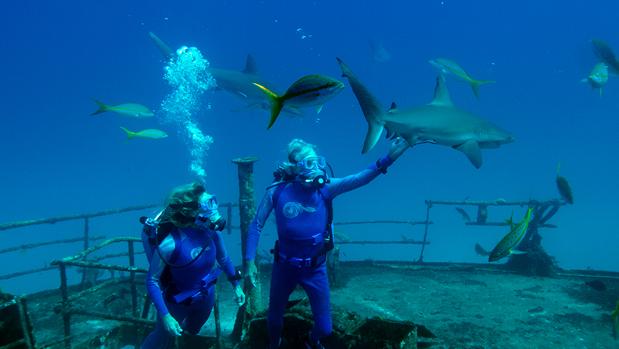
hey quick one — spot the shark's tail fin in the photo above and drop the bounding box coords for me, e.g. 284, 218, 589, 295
148, 32, 174, 60
253, 83, 284, 129
91, 100, 109, 115
336, 57, 384, 153
120, 127, 136, 139
470, 79, 495, 99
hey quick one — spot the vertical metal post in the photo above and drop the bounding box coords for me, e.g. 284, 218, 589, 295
83, 217, 90, 250
128, 241, 138, 317
80, 217, 90, 285
416, 201, 432, 263
213, 284, 222, 349
226, 203, 233, 235
16, 297, 35, 349
58, 262, 71, 349
231, 156, 260, 339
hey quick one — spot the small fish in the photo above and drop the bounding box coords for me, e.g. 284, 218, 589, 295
584, 280, 606, 292
581, 63, 608, 96
474, 243, 490, 257
429, 58, 495, 98
120, 127, 168, 140
592, 39, 619, 75
91, 100, 154, 118
612, 301, 619, 339
488, 208, 533, 262
556, 163, 574, 204
455, 207, 471, 222
253, 74, 345, 129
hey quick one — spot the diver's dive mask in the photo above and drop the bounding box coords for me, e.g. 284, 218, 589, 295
196, 193, 226, 231
297, 156, 330, 188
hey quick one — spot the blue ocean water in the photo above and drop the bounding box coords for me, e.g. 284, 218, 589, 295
0, 0, 618, 295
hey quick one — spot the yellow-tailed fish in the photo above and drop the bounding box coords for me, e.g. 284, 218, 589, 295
92, 100, 154, 118
253, 74, 344, 129
581, 62, 608, 96
488, 208, 533, 262
429, 58, 495, 99
120, 127, 168, 140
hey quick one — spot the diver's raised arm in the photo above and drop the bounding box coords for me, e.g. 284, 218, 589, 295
325, 138, 408, 198
245, 187, 275, 261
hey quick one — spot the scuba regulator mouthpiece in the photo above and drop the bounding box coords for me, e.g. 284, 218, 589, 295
303, 173, 329, 188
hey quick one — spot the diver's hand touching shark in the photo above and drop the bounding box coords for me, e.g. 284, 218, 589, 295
388, 137, 409, 161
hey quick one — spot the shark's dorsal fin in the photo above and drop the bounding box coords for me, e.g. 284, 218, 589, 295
243, 54, 258, 74
388, 102, 398, 112
429, 74, 453, 107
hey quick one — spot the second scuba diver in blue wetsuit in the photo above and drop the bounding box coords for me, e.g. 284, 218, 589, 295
140, 182, 246, 349
244, 138, 409, 349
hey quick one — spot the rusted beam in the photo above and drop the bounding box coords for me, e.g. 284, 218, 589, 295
335, 220, 430, 226
54, 260, 147, 274
0, 204, 159, 231
0, 236, 105, 255
0, 266, 57, 280
426, 199, 564, 207
70, 307, 155, 326
338, 240, 429, 245
58, 237, 141, 262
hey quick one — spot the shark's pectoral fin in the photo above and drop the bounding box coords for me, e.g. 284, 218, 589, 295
454, 140, 483, 168
363, 122, 384, 153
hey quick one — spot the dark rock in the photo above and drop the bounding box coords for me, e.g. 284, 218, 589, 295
584, 280, 607, 292
244, 298, 437, 349
527, 306, 545, 314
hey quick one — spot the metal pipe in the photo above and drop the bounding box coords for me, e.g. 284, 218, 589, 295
55, 260, 147, 274
70, 307, 155, 326
59, 236, 142, 263
226, 203, 233, 235
16, 297, 35, 349
128, 240, 138, 317
0, 236, 105, 255
0, 266, 57, 281
231, 156, 261, 339
334, 220, 429, 226
416, 202, 432, 263
338, 240, 429, 245
425, 199, 563, 207
0, 204, 158, 231
58, 262, 71, 349
213, 285, 222, 349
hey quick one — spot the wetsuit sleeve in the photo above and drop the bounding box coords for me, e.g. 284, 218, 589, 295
145, 247, 171, 317
245, 188, 275, 261
325, 155, 394, 199
212, 232, 239, 287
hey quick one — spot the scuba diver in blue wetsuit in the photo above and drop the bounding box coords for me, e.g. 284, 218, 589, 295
244, 138, 409, 349
140, 182, 245, 348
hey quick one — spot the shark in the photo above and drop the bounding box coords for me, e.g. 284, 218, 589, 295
336, 57, 514, 168
148, 32, 301, 115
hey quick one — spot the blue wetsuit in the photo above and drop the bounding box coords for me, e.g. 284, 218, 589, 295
245, 155, 394, 348
141, 224, 238, 349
